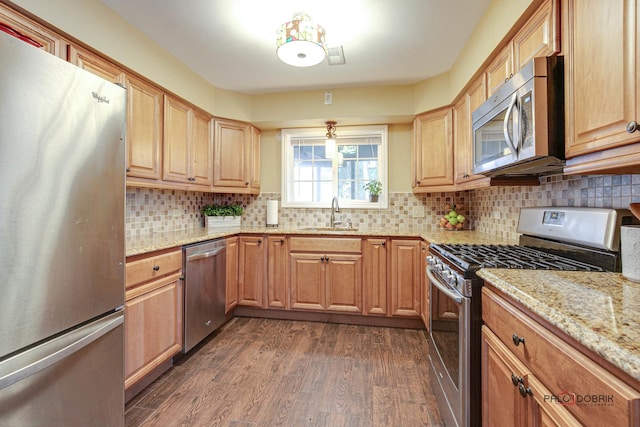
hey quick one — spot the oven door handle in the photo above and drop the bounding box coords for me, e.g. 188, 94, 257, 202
427, 267, 463, 304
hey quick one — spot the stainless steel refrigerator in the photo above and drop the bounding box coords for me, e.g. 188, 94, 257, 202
0, 32, 126, 426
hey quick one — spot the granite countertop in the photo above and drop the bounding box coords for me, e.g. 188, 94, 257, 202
478, 268, 640, 383
125, 227, 509, 256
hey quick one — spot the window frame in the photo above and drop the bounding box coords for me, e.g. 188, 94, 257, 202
281, 124, 388, 209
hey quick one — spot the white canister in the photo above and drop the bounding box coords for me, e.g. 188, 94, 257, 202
621, 225, 640, 283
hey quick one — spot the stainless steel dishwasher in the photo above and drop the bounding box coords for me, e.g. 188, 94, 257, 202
182, 239, 228, 353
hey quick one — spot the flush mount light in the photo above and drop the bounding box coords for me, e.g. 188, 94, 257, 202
325, 121, 337, 158
276, 13, 326, 67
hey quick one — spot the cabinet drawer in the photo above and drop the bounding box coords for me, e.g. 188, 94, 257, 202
288, 237, 361, 253
126, 248, 182, 289
482, 287, 640, 426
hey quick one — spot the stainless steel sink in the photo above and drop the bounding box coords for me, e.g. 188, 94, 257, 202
301, 226, 359, 232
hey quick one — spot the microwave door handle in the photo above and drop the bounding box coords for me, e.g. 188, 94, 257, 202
503, 93, 519, 160
514, 95, 522, 157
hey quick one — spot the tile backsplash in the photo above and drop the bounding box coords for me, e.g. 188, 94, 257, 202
125, 174, 640, 241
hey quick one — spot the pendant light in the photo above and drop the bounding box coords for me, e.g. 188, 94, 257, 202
325, 121, 337, 158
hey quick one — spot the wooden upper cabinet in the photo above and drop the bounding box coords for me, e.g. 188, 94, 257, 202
412, 106, 454, 190
163, 95, 191, 183
486, 44, 514, 97
563, 0, 640, 172
0, 4, 66, 58
163, 95, 213, 186
249, 125, 261, 192
213, 118, 251, 189
512, 0, 560, 70
191, 108, 214, 186
486, 0, 559, 96
68, 45, 125, 84
454, 74, 491, 189
125, 75, 163, 180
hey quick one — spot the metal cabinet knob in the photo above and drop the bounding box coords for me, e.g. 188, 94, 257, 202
627, 121, 639, 133
125, 167, 131, 173
381, 241, 386, 246
518, 383, 533, 398
512, 334, 525, 346
511, 374, 522, 387
152, 265, 160, 271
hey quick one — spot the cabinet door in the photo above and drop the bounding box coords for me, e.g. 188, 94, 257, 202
124, 274, 183, 389
68, 45, 125, 84
420, 241, 429, 327
325, 253, 362, 313
390, 239, 421, 317
455, 75, 489, 186
528, 375, 582, 427
1, 4, 66, 58
191, 108, 214, 186
163, 95, 191, 183
290, 253, 325, 310
433, 287, 460, 321
482, 326, 529, 427
512, 0, 560, 71
363, 238, 388, 316
413, 107, 454, 188
486, 44, 514, 96
249, 125, 261, 192
213, 118, 250, 188
565, 0, 640, 157
126, 75, 163, 180
267, 236, 288, 309
238, 236, 264, 307
225, 237, 238, 313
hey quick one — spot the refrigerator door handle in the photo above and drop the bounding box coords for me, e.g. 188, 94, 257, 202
0, 313, 123, 391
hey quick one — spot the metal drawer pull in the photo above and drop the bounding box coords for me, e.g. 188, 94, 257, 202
512, 334, 525, 346
152, 265, 160, 271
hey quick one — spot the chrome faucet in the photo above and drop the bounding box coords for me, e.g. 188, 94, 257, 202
330, 196, 342, 227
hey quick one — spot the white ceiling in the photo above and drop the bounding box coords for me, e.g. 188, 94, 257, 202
100, 0, 491, 95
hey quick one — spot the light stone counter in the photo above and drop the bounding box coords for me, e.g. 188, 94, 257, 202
477, 268, 640, 382
126, 227, 507, 257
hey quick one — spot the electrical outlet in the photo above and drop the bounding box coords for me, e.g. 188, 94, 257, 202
494, 211, 501, 219
412, 206, 425, 218
324, 91, 332, 105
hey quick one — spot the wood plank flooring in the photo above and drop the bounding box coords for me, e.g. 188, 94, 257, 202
125, 317, 444, 426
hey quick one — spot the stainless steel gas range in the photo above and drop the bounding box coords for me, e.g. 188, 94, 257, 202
425, 207, 635, 427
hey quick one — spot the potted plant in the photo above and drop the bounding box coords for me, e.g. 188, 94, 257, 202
202, 203, 244, 229
363, 180, 382, 202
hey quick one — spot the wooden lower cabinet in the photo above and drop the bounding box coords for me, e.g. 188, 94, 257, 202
482, 286, 640, 426
363, 238, 388, 315
390, 239, 421, 317
225, 236, 239, 313
420, 241, 429, 327
267, 236, 288, 309
289, 237, 363, 313
482, 326, 581, 426
238, 235, 265, 307
124, 248, 183, 393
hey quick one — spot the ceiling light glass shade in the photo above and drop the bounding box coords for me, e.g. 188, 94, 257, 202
276, 13, 326, 67
325, 138, 336, 158
325, 121, 337, 158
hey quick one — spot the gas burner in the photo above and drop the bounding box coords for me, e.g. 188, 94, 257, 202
430, 243, 604, 273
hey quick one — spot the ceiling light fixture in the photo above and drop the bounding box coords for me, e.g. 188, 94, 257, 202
325, 121, 337, 158
276, 13, 326, 67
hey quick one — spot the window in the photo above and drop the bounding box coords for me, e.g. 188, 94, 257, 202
281, 125, 388, 208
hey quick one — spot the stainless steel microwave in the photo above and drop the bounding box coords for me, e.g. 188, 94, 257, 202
471, 56, 564, 176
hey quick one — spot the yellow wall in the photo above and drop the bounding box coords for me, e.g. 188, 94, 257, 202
8, 0, 533, 193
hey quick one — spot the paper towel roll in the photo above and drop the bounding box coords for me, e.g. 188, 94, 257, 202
266, 200, 279, 226
621, 225, 640, 282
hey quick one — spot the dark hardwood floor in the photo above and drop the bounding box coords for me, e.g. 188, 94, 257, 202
125, 317, 444, 426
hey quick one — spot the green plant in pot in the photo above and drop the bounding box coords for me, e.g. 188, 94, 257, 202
363, 180, 382, 202
202, 203, 244, 229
